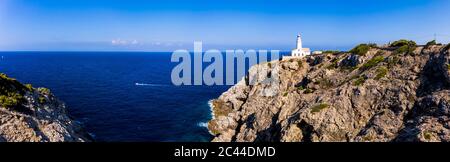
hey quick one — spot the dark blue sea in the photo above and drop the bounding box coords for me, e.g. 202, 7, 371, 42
0, 52, 285, 141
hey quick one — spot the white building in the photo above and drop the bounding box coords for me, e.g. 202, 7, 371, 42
291, 34, 311, 57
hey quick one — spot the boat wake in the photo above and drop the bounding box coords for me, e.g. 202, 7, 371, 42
135, 83, 167, 86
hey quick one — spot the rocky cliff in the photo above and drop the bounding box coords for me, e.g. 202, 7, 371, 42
208, 41, 450, 142
0, 74, 91, 142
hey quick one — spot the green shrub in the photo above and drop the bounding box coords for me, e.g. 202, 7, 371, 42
386, 56, 400, 68
0, 73, 27, 94
447, 64, 450, 70
425, 40, 437, 47
390, 39, 416, 47
390, 40, 417, 55
297, 60, 303, 68
367, 43, 378, 48
353, 76, 366, 86
39, 96, 46, 104
360, 56, 385, 71
297, 86, 305, 90
283, 92, 288, 97
304, 88, 314, 94
25, 84, 33, 91
393, 45, 416, 55
444, 44, 450, 51
38, 87, 51, 95
375, 66, 388, 80
310, 103, 329, 113
0, 92, 24, 109
318, 78, 333, 89
423, 131, 432, 140
267, 62, 272, 68
349, 44, 371, 56
326, 58, 341, 70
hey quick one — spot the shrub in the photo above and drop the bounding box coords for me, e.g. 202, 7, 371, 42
39, 96, 46, 104
0, 73, 27, 94
390, 39, 416, 47
444, 44, 450, 51
447, 64, 450, 70
318, 78, 334, 89
367, 43, 378, 48
349, 44, 371, 56
267, 62, 272, 68
304, 88, 314, 94
393, 45, 416, 55
423, 131, 432, 140
310, 103, 329, 113
353, 76, 366, 86
283, 92, 288, 97
390, 39, 417, 55
360, 56, 385, 71
386, 56, 400, 68
326, 58, 341, 70
25, 84, 33, 91
297, 86, 305, 90
0, 92, 24, 109
297, 60, 303, 68
425, 40, 437, 47
375, 66, 388, 80
38, 87, 51, 95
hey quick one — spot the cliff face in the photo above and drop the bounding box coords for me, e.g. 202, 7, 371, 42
0, 74, 91, 142
208, 43, 450, 142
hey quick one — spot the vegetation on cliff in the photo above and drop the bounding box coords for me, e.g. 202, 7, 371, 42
208, 40, 450, 142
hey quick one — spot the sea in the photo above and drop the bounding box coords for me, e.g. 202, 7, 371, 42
0, 51, 287, 142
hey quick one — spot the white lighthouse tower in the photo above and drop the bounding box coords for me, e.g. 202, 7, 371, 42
291, 34, 311, 57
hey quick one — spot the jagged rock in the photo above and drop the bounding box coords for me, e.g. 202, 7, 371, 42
208, 44, 450, 142
0, 74, 91, 142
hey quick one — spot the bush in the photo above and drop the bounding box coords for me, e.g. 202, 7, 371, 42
386, 56, 400, 68
317, 78, 333, 89
375, 66, 388, 80
283, 92, 288, 97
425, 40, 437, 47
444, 44, 450, 51
38, 87, 51, 95
297, 60, 303, 68
25, 84, 33, 91
393, 45, 416, 55
310, 103, 329, 113
0, 92, 24, 109
360, 56, 385, 71
304, 88, 314, 94
390, 39, 416, 47
326, 58, 341, 70
349, 44, 371, 56
39, 96, 46, 104
353, 76, 366, 86
0, 73, 28, 94
367, 43, 378, 48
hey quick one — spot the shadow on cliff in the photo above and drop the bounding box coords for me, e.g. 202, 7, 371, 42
393, 49, 449, 142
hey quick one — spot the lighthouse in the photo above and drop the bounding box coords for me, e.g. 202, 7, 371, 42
291, 34, 311, 57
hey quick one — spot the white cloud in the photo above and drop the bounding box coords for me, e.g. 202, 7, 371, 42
111, 39, 139, 46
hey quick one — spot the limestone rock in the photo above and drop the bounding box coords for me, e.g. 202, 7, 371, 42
208, 44, 450, 142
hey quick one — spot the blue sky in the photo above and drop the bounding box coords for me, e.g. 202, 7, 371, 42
0, 0, 449, 51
